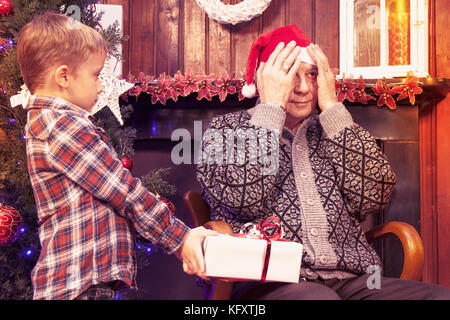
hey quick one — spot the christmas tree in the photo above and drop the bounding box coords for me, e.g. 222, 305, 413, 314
0, 0, 174, 299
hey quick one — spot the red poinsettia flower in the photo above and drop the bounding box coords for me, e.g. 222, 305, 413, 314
176, 68, 200, 97
126, 85, 142, 97
196, 74, 218, 101
235, 78, 246, 101
138, 72, 155, 92
392, 71, 423, 105
125, 74, 141, 97
235, 70, 248, 101
335, 76, 356, 103
371, 78, 397, 110
353, 76, 376, 104
214, 71, 237, 102
165, 71, 185, 102
147, 73, 172, 105
126, 72, 154, 98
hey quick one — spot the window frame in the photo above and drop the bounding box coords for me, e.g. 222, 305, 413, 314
339, 0, 428, 79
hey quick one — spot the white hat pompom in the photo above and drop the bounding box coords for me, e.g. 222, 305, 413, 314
241, 83, 257, 98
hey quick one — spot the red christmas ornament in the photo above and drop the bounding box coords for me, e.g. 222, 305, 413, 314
120, 156, 133, 170
0, 0, 13, 15
158, 197, 176, 215
0, 203, 23, 246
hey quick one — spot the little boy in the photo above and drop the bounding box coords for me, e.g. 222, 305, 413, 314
17, 11, 215, 300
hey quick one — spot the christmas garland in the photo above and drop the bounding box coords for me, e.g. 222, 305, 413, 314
125, 70, 423, 110
125, 70, 244, 105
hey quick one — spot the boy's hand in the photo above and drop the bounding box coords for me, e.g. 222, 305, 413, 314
175, 226, 217, 280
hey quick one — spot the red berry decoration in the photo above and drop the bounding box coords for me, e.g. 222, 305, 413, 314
120, 156, 133, 170
0, 0, 13, 15
0, 203, 23, 246
158, 197, 176, 215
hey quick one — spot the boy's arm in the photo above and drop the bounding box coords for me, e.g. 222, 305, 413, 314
47, 115, 188, 254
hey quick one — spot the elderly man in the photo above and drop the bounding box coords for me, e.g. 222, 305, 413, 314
197, 25, 450, 300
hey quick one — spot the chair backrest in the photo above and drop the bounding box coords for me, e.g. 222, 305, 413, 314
183, 190, 211, 227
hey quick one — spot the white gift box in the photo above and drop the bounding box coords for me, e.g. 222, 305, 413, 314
203, 234, 303, 283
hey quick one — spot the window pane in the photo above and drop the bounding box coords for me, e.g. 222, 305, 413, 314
354, 0, 381, 67
387, 0, 411, 65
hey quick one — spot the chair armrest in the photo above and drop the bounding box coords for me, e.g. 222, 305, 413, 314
204, 221, 234, 234
365, 221, 424, 281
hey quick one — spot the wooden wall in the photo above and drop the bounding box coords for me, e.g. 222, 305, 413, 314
100, 0, 339, 78
420, 0, 450, 288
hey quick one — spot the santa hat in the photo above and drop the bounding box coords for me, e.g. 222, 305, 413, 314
242, 24, 316, 98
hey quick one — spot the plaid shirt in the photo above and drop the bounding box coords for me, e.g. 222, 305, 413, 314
25, 95, 190, 300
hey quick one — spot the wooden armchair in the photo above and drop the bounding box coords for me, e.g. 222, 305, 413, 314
183, 190, 425, 300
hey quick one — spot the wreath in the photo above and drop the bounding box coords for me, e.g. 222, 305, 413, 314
194, 0, 272, 25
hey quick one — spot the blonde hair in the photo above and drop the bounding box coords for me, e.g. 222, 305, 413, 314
17, 11, 109, 93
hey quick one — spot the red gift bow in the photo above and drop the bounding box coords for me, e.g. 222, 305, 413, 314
235, 216, 283, 282
257, 216, 282, 241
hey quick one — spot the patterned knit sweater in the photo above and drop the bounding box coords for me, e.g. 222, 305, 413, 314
196, 102, 396, 280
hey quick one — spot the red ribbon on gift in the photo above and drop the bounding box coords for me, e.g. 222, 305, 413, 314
257, 216, 281, 282
260, 239, 272, 282
236, 216, 283, 282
